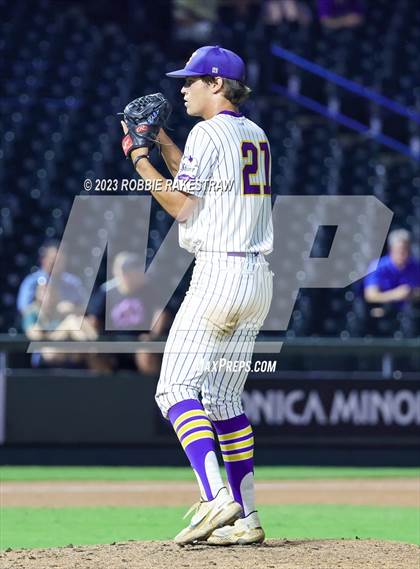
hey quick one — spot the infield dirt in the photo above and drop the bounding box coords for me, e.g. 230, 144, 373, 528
1, 539, 419, 569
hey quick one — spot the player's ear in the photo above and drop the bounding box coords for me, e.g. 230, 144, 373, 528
212, 77, 224, 94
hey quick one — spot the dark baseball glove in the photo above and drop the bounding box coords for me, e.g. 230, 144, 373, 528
121, 93, 172, 157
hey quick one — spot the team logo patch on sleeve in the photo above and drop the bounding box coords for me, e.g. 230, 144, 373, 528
178, 154, 199, 177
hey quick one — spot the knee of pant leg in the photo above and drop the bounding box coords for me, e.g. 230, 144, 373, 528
155, 383, 201, 419
155, 376, 178, 419
202, 396, 244, 422
155, 380, 176, 418
155, 389, 170, 419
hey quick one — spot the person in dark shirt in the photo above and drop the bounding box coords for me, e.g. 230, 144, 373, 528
364, 229, 420, 336
88, 252, 172, 374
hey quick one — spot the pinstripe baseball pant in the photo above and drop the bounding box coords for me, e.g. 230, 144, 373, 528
155, 251, 273, 421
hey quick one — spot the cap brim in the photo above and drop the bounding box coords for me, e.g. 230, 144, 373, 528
165, 69, 204, 78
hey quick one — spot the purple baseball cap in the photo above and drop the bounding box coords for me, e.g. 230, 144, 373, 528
166, 45, 246, 81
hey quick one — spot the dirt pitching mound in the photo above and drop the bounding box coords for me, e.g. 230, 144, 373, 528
2, 539, 419, 569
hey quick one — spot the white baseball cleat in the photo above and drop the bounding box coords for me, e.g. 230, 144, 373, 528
174, 487, 242, 546
207, 511, 265, 546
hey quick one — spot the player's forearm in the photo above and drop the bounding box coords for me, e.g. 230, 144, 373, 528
133, 154, 191, 221
157, 129, 183, 177
25, 325, 45, 341
364, 288, 399, 303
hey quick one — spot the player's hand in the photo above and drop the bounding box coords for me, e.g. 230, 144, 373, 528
121, 121, 149, 158
56, 300, 76, 315
120, 93, 171, 158
390, 284, 412, 302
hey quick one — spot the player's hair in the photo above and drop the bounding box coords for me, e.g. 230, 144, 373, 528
202, 76, 252, 105
388, 228, 411, 247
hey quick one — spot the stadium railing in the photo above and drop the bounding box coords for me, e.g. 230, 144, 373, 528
1, 334, 419, 380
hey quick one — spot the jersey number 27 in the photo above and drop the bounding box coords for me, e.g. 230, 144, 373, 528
241, 141, 271, 196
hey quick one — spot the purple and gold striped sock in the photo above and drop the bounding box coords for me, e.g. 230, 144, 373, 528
213, 414, 255, 516
168, 399, 224, 501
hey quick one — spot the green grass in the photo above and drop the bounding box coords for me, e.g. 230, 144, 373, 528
1, 505, 419, 550
1, 466, 418, 482
2, 467, 418, 550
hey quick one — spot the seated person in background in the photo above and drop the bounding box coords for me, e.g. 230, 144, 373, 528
17, 239, 85, 319
364, 229, 420, 337
317, 0, 364, 29
87, 252, 173, 375
264, 0, 312, 27
22, 281, 98, 368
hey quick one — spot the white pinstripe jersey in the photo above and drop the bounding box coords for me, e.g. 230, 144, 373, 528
175, 111, 273, 255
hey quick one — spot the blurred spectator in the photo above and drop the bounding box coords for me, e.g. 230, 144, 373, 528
260, 0, 311, 94
22, 280, 98, 368
317, 0, 364, 29
264, 0, 312, 26
17, 240, 85, 319
363, 229, 420, 337
87, 252, 173, 375
173, 0, 218, 44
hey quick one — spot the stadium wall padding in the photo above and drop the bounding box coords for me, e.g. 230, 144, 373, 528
3, 375, 419, 452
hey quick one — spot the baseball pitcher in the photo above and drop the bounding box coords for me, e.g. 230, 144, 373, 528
121, 45, 273, 546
